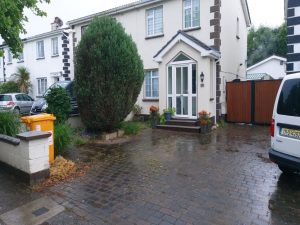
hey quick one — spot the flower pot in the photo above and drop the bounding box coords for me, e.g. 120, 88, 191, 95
164, 112, 172, 121
200, 124, 211, 134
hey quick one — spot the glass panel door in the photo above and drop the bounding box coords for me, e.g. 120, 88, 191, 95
175, 66, 189, 116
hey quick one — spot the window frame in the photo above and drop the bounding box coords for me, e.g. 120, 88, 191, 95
144, 69, 159, 99
146, 6, 164, 38
37, 78, 47, 96
36, 40, 45, 59
51, 37, 59, 57
17, 51, 24, 63
7, 49, 12, 64
183, 0, 200, 30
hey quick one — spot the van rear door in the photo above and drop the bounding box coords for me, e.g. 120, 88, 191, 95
273, 78, 300, 158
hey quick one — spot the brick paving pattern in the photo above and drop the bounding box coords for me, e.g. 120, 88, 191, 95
1, 124, 300, 225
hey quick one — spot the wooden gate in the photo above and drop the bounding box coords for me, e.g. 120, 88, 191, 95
226, 80, 282, 125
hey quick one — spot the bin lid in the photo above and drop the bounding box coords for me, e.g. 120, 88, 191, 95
21, 114, 56, 123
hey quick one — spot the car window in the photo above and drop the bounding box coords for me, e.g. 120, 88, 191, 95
22, 94, 32, 101
15, 94, 24, 101
0, 95, 12, 101
277, 78, 300, 117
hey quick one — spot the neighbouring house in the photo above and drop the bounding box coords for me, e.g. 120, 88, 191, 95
285, 0, 300, 74
246, 55, 286, 80
0, 18, 73, 98
68, 0, 251, 120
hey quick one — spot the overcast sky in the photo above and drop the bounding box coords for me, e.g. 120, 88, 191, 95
22, 0, 284, 37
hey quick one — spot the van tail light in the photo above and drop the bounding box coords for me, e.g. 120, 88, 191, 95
270, 119, 275, 137
7, 101, 15, 107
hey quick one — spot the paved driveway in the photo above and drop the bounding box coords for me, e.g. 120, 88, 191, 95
1, 124, 300, 225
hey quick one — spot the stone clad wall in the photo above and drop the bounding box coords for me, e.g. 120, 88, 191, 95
0, 131, 51, 185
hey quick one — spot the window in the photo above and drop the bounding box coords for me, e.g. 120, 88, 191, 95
36, 40, 45, 59
7, 50, 12, 64
277, 78, 300, 117
18, 52, 24, 62
236, 17, 240, 39
37, 78, 47, 95
146, 6, 163, 37
145, 70, 159, 98
183, 0, 200, 29
81, 25, 88, 35
51, 37, 59, 56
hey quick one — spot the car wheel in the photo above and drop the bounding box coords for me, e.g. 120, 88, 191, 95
13, 108, 20, 115
278, 165, 294, 174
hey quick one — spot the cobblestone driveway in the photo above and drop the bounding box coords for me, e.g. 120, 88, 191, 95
1, 124, 300, 225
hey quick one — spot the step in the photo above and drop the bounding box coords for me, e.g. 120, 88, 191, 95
156, 125, 201, 133
166, 120, 199, 127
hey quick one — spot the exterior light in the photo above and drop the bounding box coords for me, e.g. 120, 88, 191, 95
200, 72, 205, 83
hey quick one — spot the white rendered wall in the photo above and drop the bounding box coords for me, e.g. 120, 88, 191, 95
247, 59, 286, 79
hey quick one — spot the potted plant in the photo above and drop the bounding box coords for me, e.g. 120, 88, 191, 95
149, 106, 160, 128
163, 107, 176, 121
198, 110, 212, 133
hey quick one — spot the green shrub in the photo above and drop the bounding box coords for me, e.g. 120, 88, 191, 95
0, 112, 21, 136
73, 136, 89, 146
44, 87, 71, 124
54, 123, 73, 156
75, 16, 144, 132
0, 81, 20, 94
121, 121, 147, 135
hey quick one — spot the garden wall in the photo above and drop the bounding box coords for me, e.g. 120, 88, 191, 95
0, 131, 51, 185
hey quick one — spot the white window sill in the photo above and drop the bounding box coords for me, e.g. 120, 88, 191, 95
145, 34, 164, 40
7, 62, 12, 65
142, 98, 159, 102
17, 60, 24, 63
36, 57, 45, 60
51, 54, 59, 58
183, 26, 201, 32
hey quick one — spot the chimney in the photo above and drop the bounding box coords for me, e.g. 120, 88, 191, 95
51, 17, 63, 31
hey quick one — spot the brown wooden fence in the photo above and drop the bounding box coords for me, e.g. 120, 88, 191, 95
226, 80, 282, 125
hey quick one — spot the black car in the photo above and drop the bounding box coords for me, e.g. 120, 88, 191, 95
30, 81, 79, 116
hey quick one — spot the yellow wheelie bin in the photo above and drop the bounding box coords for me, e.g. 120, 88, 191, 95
21, 114, 56, 163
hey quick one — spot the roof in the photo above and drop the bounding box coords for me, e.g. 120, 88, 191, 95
247, 55, 287, 71
68, 0, 165, 26
246, 73, 274, 80
0, 28, 67, 48
153, 30, 220, 62
68, 0, 252, 27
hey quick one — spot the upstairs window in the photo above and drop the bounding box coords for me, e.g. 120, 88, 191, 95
18, 52, 24, 62
183, 0, 200, 29
36, 40, 45, 59
145, 70, 159, 98
146, 6, 163, 37
51, 37, 59, 56
7, 49, 12, 64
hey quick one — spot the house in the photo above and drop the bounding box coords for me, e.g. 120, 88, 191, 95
246, 55, 286, 80
68, 0, 251, 121
0, 18, 73, 98
285, 0, 300, 74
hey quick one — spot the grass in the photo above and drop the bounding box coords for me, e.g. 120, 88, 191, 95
0, 112, 21, 137
73, 135, 89, 146
121, 121, 148, 135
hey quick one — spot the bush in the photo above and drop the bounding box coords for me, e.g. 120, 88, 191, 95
54, 123, 73, 156
0, 112, 21, 136
75, 16, 144, 132
0, 81, 20, 94
44, 87, 71, 124
121, 121, 147, 135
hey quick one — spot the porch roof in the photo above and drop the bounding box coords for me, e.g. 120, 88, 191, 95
153, 30, 221, 63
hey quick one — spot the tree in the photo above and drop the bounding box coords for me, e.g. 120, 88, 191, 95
0, 0, 50, 57
14, 66, 31, 93
248, 23, 287, 66
0, 81, 20, 94
75, 16, 144, 132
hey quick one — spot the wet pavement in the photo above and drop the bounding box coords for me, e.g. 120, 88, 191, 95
1, 124, 300, 225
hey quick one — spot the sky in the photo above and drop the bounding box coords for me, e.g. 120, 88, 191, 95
22, 0, 284, 37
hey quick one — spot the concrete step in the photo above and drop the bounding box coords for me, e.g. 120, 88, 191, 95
156, 125, 201, 133
166, 120, 199, 127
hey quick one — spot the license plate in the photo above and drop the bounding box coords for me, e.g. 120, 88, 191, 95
281, 128, 300, 140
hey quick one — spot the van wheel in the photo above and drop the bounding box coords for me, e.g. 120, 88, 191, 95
278, 165, 294, 174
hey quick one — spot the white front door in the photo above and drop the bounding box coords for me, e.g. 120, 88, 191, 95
167, 63, 197, 118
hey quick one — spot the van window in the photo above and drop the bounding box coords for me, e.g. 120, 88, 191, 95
0, 95, 12, 101
277, 78, 300, 117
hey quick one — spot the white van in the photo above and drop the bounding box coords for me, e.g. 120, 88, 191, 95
269, 73, 300, 174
